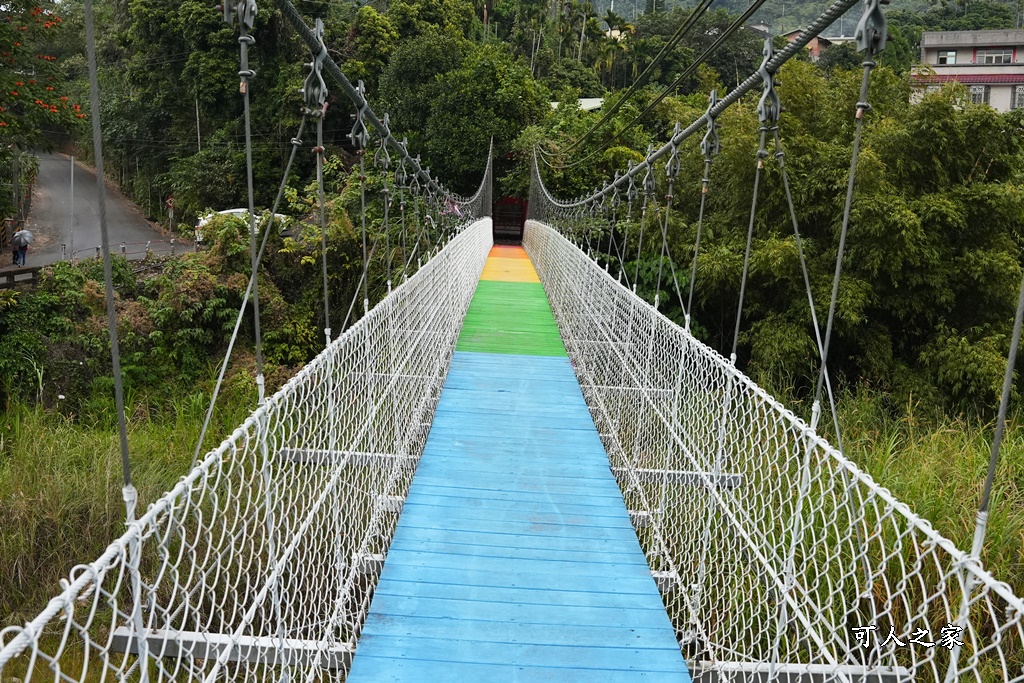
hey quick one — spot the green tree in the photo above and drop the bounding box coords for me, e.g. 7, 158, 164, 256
423, 43, 550, 194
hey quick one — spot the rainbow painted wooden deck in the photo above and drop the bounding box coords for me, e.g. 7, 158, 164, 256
347, 246, 690, 681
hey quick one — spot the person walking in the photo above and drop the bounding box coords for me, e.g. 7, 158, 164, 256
11, 228, 33, 266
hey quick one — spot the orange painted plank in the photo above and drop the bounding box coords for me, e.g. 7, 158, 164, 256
489, 245, 529, 259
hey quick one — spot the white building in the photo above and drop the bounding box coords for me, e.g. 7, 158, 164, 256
913, 29, 1024, 112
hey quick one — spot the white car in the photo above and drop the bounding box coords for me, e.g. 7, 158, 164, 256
194, 208, 291, 243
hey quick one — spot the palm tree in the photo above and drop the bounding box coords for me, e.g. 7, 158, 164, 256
576, 1, 596, 61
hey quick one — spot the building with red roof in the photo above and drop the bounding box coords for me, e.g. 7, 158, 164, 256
912, 29, 1024, 112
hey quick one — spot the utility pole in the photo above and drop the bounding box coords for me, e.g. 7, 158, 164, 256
195, 96, 202, 151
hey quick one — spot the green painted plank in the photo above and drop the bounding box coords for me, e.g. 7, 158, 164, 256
456, 281, 567, 356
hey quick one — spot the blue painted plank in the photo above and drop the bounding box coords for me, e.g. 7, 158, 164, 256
392, 515, 641, 541
396, 502, 634, 531
411, 461, 617, 483
347, 283, 689, 681
348, 657, 685, 682
381, 549, 654, 580
353, 634, 688, 672
401, 492, 633, 519
377, 564, 659, 596
362, 613, 677, 650
387, 527, 650, 556
404, 484, 628, 507
367, 590, 674, 624
388, 536, 649, 565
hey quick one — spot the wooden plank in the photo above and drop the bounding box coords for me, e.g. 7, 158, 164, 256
347, 248, 689, 681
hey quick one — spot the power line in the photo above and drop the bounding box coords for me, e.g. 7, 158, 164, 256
560, 0, 718, 156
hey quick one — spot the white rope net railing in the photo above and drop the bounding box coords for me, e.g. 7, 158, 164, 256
0, 219, 492, 682
524, 219, 1024, 683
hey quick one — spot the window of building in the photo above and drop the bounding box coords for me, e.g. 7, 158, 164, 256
937, 50, 957, 65
969, 85, 990, 105
977, 48, 1013, 64
1015, 85, 1024, 109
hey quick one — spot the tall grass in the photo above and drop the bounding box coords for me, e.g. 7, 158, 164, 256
0, 375, 258, 624
835, 390, 1024, 595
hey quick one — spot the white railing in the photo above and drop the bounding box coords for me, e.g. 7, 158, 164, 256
525, 219, 1024, 683
0, 219, 492, 682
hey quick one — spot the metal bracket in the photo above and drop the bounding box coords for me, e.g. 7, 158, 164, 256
642, 145, 656, 198
855, 0, 889, 56
701, 89, 721, 161
222, 0, 257, 29
349, 80, 369, 151
625, 161, 638, 207
756, 38, 780, 126
301, 17, 328, 114
374, 113, 392, 172
666, 123, 681, 182
410, 155, 423, 194
395, 139, 409, 186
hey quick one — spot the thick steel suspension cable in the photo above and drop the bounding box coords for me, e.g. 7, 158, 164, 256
536, 0, 863, 209
84, 0, 133, 518
305, 18, 332, 348
731, 40, 778, 363
811, 0, 886, 430
686, 91, 719, 332
771, 127, 844, 451
191, 116, 308, 470
228, 0, 266, 404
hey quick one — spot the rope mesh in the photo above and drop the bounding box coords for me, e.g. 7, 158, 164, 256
524, 219, 1024, 683
0, 219, 492, 682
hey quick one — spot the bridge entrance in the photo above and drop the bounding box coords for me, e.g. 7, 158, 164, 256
491, 197, 526, 243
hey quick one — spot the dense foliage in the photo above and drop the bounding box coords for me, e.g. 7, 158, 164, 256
0, 0, 1020, 414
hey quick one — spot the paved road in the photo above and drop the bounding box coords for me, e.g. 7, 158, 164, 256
5, 152, 188, 269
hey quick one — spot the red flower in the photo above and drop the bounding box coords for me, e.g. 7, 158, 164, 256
60, 96, 67, 101
34, 99, 42, 104
14, 81, 22, 86
0, 122, 7, 127
45, 86, 54, 91
9, 91, 18, 96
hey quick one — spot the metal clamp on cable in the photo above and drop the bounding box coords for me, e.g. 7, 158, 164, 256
756, 38, 780, 128
225, 0, 258, 92
755, 38, 779, 167
665, 123, 681, 193
302, 18, 328, 116
700, 90, 721, 165
642, 144, 656, 200
349, 81, 369, 152
625, 162, 637, 202
854, 0, 889, 117
396, 142, 409, 188
375, 113, 393, 173
855, 0, 889, 57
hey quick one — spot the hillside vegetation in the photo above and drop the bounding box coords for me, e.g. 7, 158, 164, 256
0, 0, 1022, 619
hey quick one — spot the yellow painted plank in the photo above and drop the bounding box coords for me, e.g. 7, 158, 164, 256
480, 257, 540, 283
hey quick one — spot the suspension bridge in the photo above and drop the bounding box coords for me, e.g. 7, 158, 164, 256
1, 0, 1023, 681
